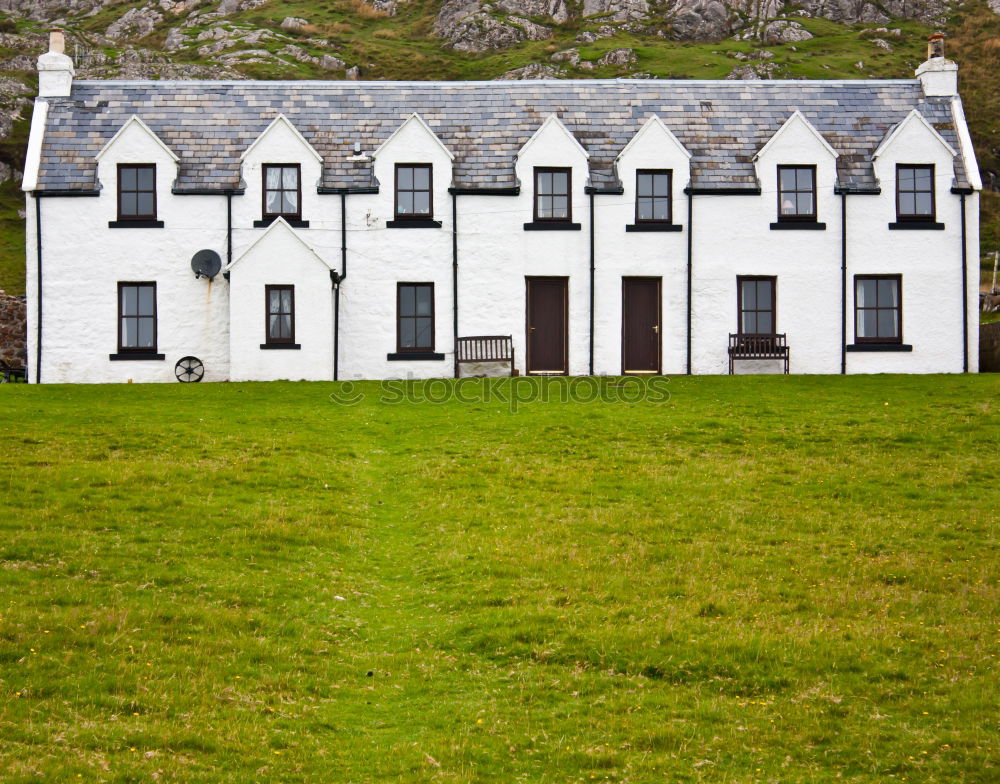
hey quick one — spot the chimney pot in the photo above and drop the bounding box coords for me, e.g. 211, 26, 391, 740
928, 32, 945, 60
49, 30, 65, 55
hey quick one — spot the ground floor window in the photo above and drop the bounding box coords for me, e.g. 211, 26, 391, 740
737, 276, 776, 335
118, 282, 157, 352
265, 285, 295, 344
397, 283, 434, 352
855, 275, 901, 343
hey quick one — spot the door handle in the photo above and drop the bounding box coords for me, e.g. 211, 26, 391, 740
529, 326, 536, 332
652, 325, 659, 333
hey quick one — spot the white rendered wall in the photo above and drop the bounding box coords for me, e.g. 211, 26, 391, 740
27, 104, 979, 382
31, 120, 230, 383
228, 221, 334, 381
336, 115, 456, 380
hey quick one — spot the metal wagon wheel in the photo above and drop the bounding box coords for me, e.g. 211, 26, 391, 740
175, 356, 205, 383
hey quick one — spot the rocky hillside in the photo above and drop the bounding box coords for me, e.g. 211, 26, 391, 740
0, 0, 997, 293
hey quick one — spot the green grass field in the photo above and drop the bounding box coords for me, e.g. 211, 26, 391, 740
1, 376, 998, 782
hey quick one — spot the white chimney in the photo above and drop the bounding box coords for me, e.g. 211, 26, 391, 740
916, 33, 957, 97
38, 30, 74, 98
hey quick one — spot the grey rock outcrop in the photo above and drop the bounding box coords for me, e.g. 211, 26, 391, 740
551, 47, 580, 65
598, 47, 637, 66
280, 17, 309, 32
760, 20, 814, 43
435, 1, 555, 52
496, 63, 564, 79
798, 0, 949, 25
668, 0, 734, 40
106, 7, 164, 40
582, 0, 648, 22
990, 0, 1000, 14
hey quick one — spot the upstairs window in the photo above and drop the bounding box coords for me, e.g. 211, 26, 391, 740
118, 282, 157, 352
777, 166, 816, 221
265, 285, 295, 345
636, 170, 672, 223
896, 165, 934, 221
397, 283, 434, 352
738, 277, 776, 336
855, 275, 901, 343
117, 164, 156, 221
395, 164, 432, 219
263, 165, 301, 220
534, 167, 571, 222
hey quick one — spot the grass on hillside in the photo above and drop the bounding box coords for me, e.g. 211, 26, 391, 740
0, 376, 997, 782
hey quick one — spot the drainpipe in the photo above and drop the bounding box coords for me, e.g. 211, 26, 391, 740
226, 191, 232, 267
452, 192, 459, 378
841, 192, 847, 375
960, 192, 968, 373
33, 192, 42, 384
589, 191, 595, 376
686, 189, 693, 375
332, 192, 348, 381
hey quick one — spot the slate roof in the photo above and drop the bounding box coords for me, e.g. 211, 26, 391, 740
35, 78, 969, 193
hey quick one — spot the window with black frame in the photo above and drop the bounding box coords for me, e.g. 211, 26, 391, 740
263, 165, 301, 220
397, 283, 434, 352
738, 277, 776, 335
118, 282, 157, 352
777, 166, 816, 221
636, 170, 672, 223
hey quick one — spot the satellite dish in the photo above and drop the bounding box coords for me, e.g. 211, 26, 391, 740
191, 249, 222, 280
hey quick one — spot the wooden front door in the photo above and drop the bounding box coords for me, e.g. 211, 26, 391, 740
526, 277, 568, 374
622, 277, 661, 374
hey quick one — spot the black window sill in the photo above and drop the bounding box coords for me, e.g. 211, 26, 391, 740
387, 352, 445, 361
386, 219, 442, 228
888, 221, 944, 230
108, 220, 164, 229
625, 223, 683, 232
845, 343, 913, 352
253, 218, 309, 228
260, 343, 301, 350
770, 221, 826, 230
523, 222, 581, 231
109, 352, 164, 361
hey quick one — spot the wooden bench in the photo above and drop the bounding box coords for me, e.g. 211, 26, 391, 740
455, 335, 516, 377
0, 358, 26, 383
728, 333, 789, 374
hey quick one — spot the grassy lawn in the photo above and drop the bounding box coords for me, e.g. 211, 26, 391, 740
0, 376, 998, 782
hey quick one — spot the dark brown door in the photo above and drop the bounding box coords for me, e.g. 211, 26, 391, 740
526, 277, 568, 374
622, 277, 661, 374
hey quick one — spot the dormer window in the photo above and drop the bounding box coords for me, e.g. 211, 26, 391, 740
896, 165, 934, 221
395, 164, 432, 219
117, 164, 156, 221
777, 166, 816, 221
534, 167, 571, 222
263, 164, 301, 220
636, 170, 672, 223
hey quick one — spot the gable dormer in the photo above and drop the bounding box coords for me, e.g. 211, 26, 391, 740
871, 109, 957, 171
754, 111, 838, 227
515, 114, 589, 178
95, 116, 179, 227
371, 114, 454, 228
241, 114, 323, 227
616, 115, 691, 230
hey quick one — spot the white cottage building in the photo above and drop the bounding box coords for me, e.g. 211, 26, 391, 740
22, 32, 980, 382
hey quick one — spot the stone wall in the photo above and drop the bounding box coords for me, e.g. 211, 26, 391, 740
0, 290, 26, 367
980, 321, 1000, 373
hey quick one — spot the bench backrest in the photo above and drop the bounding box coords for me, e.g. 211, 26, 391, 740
457, 335, 513, 363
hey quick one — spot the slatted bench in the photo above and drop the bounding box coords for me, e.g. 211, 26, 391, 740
728, 333, 789, 374
0, 358, 26, 383
456, 335, 516, 377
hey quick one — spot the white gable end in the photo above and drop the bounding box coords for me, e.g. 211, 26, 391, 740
872, 109, 957, 161
517, 114, 589, 163
241, 113, 322, 164
96, 115, 179, 164
754, 111, 838, 163
372, 113, 455, 162
617, 114, 692, 165
227, 217, 333, 273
